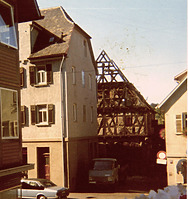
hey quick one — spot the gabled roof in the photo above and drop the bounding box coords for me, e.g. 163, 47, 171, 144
29, 6, 93, 61
174, 70, 187, 83
157, 70, 187, 112
96, 50, 154, 112
17, 0, 43, 23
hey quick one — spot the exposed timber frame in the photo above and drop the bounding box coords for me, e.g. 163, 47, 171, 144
96, 50, 155, 143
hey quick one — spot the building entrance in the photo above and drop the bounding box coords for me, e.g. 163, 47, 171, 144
37, 147, 50, 179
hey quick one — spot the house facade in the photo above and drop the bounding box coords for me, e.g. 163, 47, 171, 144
18, 7, 98, 190
0, 0, 41, 198
158, 70, 187, 185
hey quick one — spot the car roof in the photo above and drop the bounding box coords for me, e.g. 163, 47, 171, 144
92, 158, 117, 161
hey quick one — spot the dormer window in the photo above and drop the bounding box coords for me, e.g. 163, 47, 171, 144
49, 37, 54, 43
0, 0, 17, 48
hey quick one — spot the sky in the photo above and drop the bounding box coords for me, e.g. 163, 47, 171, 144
37, 0, 187, 104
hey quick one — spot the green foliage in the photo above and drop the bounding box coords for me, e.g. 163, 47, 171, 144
155, 108, 165, 125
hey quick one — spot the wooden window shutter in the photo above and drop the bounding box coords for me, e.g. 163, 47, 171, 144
29, 66, 36, 86
46, 64, 52, 84
20, 67, 24, 87
31, 105, 37, 125
21, 105, 26, 125
48, 104, 55, 124
176, 115, 182, 134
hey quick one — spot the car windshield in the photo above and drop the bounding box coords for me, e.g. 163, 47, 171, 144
40, 180, 57, 187
93, 160, 113, 170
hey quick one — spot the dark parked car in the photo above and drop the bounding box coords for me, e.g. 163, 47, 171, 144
18, 178, 69, 199
89, 158, 120, 185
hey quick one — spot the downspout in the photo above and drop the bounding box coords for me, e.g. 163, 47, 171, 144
59, 54, 68, 187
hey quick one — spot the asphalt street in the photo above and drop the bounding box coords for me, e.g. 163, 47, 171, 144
68, 176, 165, 199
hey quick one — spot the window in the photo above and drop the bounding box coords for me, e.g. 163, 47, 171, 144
29, 64, 52, 86
91, 106, 93, 123
21, 105, 26, 125
73, 104, 77, 122
82, 70, 85, 87
30, 104, 55, 126
72, 66, 76, 85
0, 0, 17, 48
83, 40, 87, 57
37, 66, 46, 85
83, 105, 86, 122
38, 105, 47, 124
89, 74, 92, 90
20, 67, 25, 87
176, 113, 187, 134
1, 88, 19, 138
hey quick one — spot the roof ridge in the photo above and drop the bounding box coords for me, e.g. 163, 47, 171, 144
60, 7, 74, 24
40, 6, 61, 11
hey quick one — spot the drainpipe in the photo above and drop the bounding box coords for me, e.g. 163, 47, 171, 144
59, 54, 68, 187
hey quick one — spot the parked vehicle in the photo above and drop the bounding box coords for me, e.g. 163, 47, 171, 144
18, 178, 69, 199
89, 158, 120, 186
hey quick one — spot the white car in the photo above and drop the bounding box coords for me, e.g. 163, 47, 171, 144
18, 178, 69, 199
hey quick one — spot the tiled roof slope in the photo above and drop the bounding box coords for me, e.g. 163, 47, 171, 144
36, 7, 74, 39
29, 7, 74, 59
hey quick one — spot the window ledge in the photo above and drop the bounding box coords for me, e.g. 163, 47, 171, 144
36, 123, 49, 127
34, 83, 48, 87
176, 133, 183, 135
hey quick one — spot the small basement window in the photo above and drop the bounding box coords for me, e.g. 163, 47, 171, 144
0, 0, 17, 48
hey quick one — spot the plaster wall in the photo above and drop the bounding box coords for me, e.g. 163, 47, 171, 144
23, 142, 64, 186
20, 59, 63, 141
19, 22, 32, 61
65, 28, 97, 138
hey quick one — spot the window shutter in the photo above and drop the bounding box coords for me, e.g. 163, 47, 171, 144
176, 115, 182, 134
21, 105, 26, 125
31, 105, 36, 125
20, 67, 24, 87
46, 64, 52, 84
48, 104, 55, 124
29, 66, 36, 86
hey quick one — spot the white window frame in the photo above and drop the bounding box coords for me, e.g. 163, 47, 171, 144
36, 66, 47, 86
36, 105, 48, 126
0, 0, 18, 49
0, 87, 19, 139
73, 103, 77, 122
82, 70, 85, 87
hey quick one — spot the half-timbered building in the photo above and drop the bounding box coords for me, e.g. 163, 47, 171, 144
96, 50, 159, 176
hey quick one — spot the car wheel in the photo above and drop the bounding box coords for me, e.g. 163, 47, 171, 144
37, 195, 46, 199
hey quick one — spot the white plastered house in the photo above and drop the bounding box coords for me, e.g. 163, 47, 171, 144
19, 6, 98, 191
158, 70, 187, 185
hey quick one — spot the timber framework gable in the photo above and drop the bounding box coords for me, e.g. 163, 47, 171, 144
96, 50, 155, 143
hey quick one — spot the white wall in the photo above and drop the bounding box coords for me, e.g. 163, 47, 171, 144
165, 86, 187, 185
